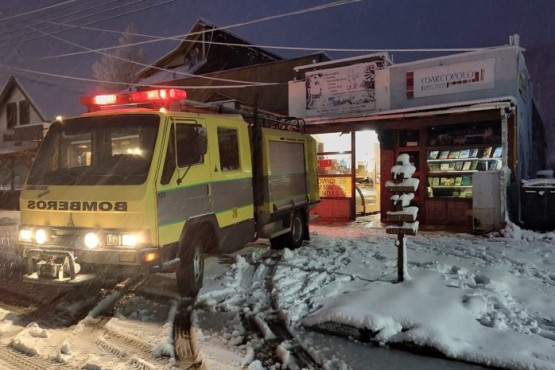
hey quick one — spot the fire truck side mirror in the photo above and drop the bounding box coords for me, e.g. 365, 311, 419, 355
196, 126, 207, 156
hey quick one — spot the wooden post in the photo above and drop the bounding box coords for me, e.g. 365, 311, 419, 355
385, 153, 420, 283
397, 233, 405, 282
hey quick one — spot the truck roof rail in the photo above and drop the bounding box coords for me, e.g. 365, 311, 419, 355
181, 99, 305, 133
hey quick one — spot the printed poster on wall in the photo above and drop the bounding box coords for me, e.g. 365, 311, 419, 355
318, 176, 352, 198
406, 58, 495, 99
305, 62, 377, 117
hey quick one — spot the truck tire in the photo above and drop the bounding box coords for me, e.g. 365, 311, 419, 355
270, 211, 305, 250
176, 240, 204, 297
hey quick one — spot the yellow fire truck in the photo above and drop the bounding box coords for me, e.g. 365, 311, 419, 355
17, 89, 319, 296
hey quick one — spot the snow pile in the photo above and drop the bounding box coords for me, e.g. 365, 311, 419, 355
390, 153, 416, 180
10, 322, 49, 356
497, 221, 555, 241
267, 225, 555, 369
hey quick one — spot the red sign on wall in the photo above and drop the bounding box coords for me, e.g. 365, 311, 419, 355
318, 159, 333, 168
319, 176, 352, 198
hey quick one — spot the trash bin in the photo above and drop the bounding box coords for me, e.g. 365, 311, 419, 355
520, 178, 555, 231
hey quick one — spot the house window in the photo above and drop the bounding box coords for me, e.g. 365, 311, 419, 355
19, 100, 30, 125
6, 102, 17, 128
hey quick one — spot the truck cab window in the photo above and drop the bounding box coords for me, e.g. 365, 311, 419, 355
176, 124, 205, 167
217, 127, 240, 171
27, 115, 158, 186
161, 123, 207, 185
160, 127, 176, 185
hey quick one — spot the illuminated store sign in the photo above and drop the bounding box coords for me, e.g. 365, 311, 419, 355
406, 58, 495, 99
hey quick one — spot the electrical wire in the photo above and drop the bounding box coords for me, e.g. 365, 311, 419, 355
0, 61, 282, 89
0, 0, 126, 47
24, 0, 365, 59
0, 0, 366, 90
0, 0, 80, 23
0, 0, 482, 92
26, 24, 277, 86
35, 19, 483, 58
0, 0, 178, 50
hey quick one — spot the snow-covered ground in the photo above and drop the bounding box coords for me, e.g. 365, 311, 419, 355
1, 211, 555, 369
194, 219, 555, 370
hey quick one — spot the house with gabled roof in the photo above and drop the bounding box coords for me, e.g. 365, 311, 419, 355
0, 77, 50, 151
0, 77, 53, 208
137, 18, 330, 115
138, 18, 283, 84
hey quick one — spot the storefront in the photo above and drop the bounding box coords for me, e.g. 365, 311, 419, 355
289, 37, 545, 231
374, 101, 523, 231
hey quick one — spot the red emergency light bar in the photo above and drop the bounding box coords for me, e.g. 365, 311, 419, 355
80, 88, 187, 109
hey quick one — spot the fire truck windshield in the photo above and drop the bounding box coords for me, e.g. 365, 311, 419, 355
27, 114, 159, 186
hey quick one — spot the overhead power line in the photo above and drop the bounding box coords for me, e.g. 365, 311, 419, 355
0, 0, 81, 23
29, 0, 366, 59
0, 0, 367, 90
0, 0, 126, 47
36, 19, 484, 59
27, 24, 276, 86
0, 61, 282, 90
0, 0, 179, 50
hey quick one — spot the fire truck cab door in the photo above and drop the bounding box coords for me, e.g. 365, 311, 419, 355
155, 119, 212, 247
207, 122, 254, 229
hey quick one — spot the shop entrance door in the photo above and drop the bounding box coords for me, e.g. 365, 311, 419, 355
311, 131, 380, 221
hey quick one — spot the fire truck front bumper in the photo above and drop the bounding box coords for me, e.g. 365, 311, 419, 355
19, 245, 158, 285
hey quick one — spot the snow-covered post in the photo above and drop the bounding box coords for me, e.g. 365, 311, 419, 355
385, 153, 420, 282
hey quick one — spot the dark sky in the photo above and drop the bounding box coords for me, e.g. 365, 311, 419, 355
1, 0, 554, 165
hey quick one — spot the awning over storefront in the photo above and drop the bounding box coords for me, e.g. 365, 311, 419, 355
304, 97, 516, 134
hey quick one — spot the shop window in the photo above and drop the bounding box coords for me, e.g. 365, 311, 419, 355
6, 102, 17, 128
318, 153, 352, 175
428, 123, 501, 146
426, 122, 502, 200
18, 100, 30, 125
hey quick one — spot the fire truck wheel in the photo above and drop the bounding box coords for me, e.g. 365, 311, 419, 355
270, 211, 305, 250
176, 241, 205, 297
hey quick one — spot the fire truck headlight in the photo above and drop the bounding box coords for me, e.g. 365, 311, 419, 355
106, 231, 147, 248
84, 232, 100, 249
35, 229, 48, 245
19, 228, 33, 242
121, 233, 139, 248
